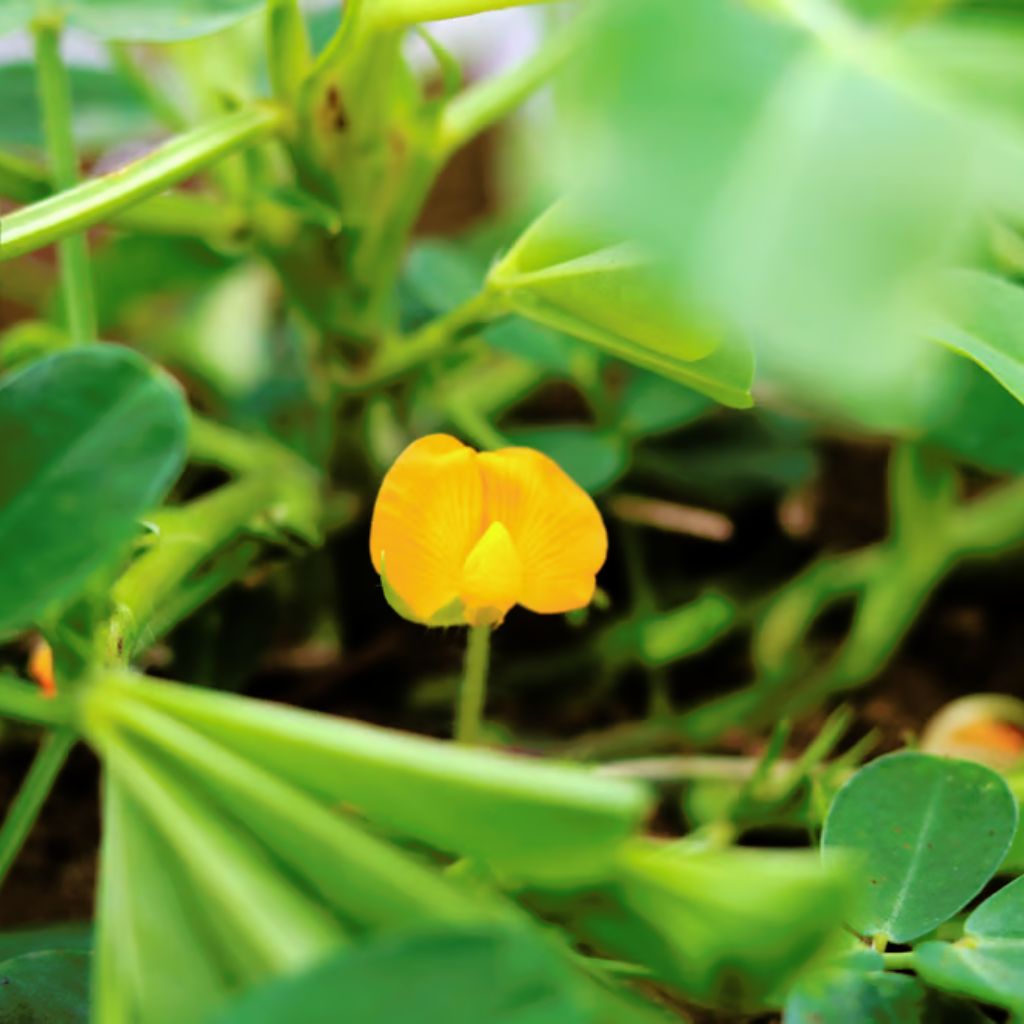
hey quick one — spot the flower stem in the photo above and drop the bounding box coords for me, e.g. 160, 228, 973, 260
455, 624, 492, 744
882, 951, 915, 971
33, 18, 96, 344
0, 729, 76, 891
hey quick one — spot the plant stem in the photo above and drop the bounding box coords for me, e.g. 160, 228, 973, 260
1, 104, 287, 260
32, 19, 96, 344
104, 475, 278, 662
438, 16, 579, 157
456, 624, 492, 745
0, 675, 75, 729
882, 951, 915, 971
336, 291, 503, 390
108, 41, 188, 131
367, 0, 552, 30
0, 729, 75, 891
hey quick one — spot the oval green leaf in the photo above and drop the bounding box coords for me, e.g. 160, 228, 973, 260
0, 346, 188, 633
915, 873, 1024, 1013
785, 968, 926, 1024
0, 950, 90, 1023
822, 752, 1017, 943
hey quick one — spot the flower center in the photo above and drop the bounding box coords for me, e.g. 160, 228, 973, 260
459, 521, 524, 626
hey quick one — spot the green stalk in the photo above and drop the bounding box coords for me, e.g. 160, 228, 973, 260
106, 475, 278, 662
32, 20, 95, 344
0, 729, 75, 890
336, 290, 504, 390
0, 153, 254, 243
267, 0, 313, 105
456, 624, 492, 745
882, 951, 915, 971
438, 18, 579, 158
1, 104, 286, 260
108, 41, 188, 131
367, 0, 553, 29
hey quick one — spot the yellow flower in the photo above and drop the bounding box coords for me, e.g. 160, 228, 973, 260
370, 434, 608, 627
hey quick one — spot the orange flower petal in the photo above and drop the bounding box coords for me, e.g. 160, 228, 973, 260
28, 639, 56, 699
370, 435, 484, 622
478, 447, 607, 614
460, 521, 524, 627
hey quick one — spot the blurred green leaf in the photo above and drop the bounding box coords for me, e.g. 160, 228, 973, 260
505, 426, 628, 494
602, 593, 736, 669
822, 752, 1017, 943
484, 319, 579, 377
0, 925, 90, 961
0, 63, 156, 151
0, 950, 89, 1023
616, 370, 712, 439
95, 778, 233, 1024
932, 269, 1024, 405
915, 873, 1024, 1013
0, 0, 265, 41
213, 927, 592, 1024
404, 240, 482, 314
115, 674, 653, 885
555, 843, 850, 1012
562, 0, 796, 267
714, 56, 969, 434
923, 352, 1024, 472
489, 205, 754, 408
0, 346, 188, 633
636, 412, 815, 506
785, 967, 926, 1024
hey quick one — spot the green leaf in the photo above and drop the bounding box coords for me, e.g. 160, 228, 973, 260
931, 270, 1024, 406
94, 777, 234, 1024
0, 925, 90, 961
115, 673, 652, 884
91, 685, 488, 931
488, 206, 754, 408
915, 873, 1024, 1013
553, 843, 850, 1012
617, 369, 712, 438
212, 927, 592, 1024
404, 241, 483, 315
924, 353, 1024, 473
0, 950, 90, 1023
0, 346, 188, 634
505, 426, 628, 494
0, 63, 155, 150
561, 0, 796, 270
785, 968, 926, 1024
821, 752, 1018, 943
0, 0, 265, 41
